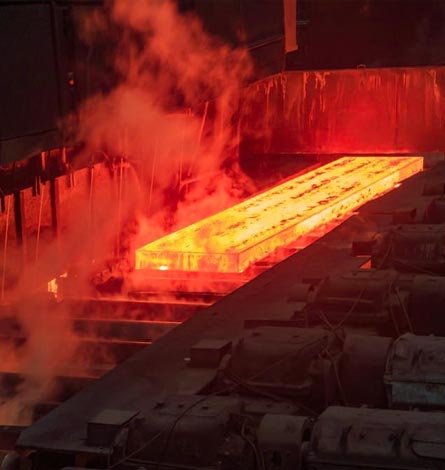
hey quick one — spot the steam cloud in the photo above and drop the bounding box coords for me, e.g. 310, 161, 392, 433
0, 0, 255, 425
77, 0, 255, 238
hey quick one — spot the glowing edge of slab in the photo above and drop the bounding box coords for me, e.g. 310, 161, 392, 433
136, 157, 423, 273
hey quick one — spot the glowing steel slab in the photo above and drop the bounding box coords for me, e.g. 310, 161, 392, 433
136, 157, 423, 273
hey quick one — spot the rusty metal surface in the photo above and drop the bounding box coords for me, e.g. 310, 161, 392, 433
257, 414, 311, 470
227, 327, 335, 411
306, 268, 445, 337
309, 270, 397, 327
15, 235, 367, 456
410, 275, 445, 335
240, 69, 445, 156
371, 224, 445, 274
340, 334, 392, 408
385, 334, 445, 408
307, 406, 445, 469
16, 163, 445, 455
130, 395, 245, 467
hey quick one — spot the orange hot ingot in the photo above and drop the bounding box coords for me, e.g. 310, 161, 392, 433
136, 157, 423, 273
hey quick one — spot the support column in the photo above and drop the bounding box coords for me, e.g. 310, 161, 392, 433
13, 191, 27, 265
49, 178, 59, 238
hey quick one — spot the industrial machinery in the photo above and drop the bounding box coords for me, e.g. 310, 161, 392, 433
1, 0, 445, 469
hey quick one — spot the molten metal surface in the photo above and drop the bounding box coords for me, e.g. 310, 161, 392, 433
136, 157, 423, 273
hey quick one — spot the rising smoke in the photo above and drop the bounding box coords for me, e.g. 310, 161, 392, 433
0, 0, 255, 425
77, 0, 255, 236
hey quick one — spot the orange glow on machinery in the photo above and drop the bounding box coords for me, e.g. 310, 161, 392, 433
136, 157, 423, 273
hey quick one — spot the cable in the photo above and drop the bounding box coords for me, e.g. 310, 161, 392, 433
226, 369, 318, 417
126, 416, 264, 470
379, 228, 439, 276
332, 284, 368, 331
154, 339, 323, 468
329, 237, 395, 331
246, 337, 327, 383
393, 258, 438, 276
323, 350, 348, 406
1, 128, 59, 142
313, 309, 344, 343
154, 391, 230, 470
387, 281, 401, 337
108, 337, 324, 469
240, 418, 265, 470
107, 389, 233, 469
394, 285, 414, 333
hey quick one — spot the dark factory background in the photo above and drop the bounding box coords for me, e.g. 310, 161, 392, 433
1, 2, 445, 470
1, 0, 445, 256
2, 0, 445, 166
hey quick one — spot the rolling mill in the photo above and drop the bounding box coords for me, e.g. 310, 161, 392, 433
1, 1, 445, 469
